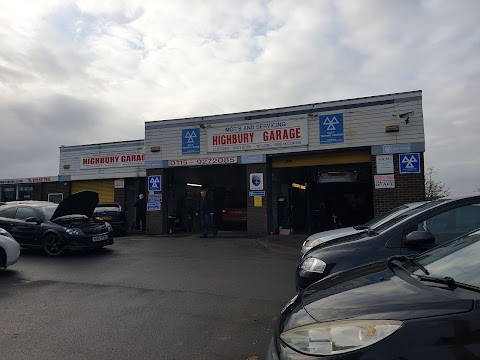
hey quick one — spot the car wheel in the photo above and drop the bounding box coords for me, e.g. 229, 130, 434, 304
43, 234, 64, 256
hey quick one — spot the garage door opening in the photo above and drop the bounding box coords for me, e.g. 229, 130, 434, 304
166, 165, 247, 233
272, 163, 373, 234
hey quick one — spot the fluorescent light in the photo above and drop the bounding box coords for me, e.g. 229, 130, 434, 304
292, 183, 307, 190
187, 183, 202, 187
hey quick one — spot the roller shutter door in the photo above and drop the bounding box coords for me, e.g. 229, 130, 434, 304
71, 180, 114, 203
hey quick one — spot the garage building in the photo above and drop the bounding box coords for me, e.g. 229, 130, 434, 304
144, 90, 425, 236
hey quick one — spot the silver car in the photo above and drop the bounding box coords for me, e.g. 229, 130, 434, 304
0, 227, 20, 268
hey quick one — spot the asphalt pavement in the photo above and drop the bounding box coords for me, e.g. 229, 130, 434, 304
0, 233, 304, 360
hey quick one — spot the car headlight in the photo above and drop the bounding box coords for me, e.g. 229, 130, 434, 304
0, 228, 15, 240
300, 258, 327, 273
280, 320, 403, 355
65, 228, 85, 236
105, 222, 113, 232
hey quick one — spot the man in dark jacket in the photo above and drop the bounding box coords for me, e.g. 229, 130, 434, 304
195, 190, 215, 238
134, 194, 147, 232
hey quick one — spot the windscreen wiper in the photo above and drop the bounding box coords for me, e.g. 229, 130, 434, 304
387, 255, 429, 275
417, 275, 480, 293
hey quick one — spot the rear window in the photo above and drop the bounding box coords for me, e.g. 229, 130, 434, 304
95, 206, 121, 213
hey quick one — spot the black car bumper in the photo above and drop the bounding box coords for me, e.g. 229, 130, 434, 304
64, 233, 114, 250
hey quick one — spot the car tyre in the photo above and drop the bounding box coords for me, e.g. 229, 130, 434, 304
43, 234, 64, 256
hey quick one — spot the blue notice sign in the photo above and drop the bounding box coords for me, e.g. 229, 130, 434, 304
249, 191, 265, 196
147, 203, 161, 211
399, 153, 421, 174
320, 113, 344, 144
148, 175, 162, 191
182, 128, 200, 154
148, 194, 162, 203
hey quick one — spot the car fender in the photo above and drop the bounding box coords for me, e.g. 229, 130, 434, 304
42, 229, 65, 242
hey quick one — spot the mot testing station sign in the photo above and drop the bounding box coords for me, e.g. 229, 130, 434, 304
148, 175, 162, 191
207, 119, 308, 152
80, 151, 145, 169
399, 153, 421, 174
320, 113, 344, 144
374, 175, 395, 189
182, 128, 200, 154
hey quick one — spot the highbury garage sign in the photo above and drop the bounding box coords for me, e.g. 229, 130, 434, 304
207, 119, 308, 152
80, 151, 145, 169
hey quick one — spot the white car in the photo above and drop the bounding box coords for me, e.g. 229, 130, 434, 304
0, 227, 20, 268
301, 201, 429, 256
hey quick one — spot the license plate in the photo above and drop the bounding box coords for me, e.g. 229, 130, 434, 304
100, 216, 112, 220
92, 234, 108, 242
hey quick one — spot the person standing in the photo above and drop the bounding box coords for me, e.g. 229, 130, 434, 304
195, 190, 215, 238
134, 194, 147, 232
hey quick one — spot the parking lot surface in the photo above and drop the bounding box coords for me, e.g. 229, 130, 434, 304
0, 234, 301, 360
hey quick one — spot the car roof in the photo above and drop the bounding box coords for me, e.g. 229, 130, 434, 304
0, 202, 56, 209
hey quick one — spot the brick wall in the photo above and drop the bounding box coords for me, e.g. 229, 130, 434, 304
145, 169, 168, 234
41, 182, 70, 201
246, 163, 268, 236
114, 188, 125, 208
372, 153, 426, 215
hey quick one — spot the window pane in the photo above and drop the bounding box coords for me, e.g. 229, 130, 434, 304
15, 207, 39, 221
0, 207, 16, 219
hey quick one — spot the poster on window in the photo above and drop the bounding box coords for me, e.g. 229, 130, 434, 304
250, 173, 264, 190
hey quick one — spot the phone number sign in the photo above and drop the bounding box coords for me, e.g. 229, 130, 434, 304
168, 157, 237, 167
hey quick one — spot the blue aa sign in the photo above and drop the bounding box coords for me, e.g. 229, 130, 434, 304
399, 153, 421, 174
148, 175, 162, 191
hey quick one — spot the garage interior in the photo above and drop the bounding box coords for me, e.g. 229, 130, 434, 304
166, 165, 248, 233
271, 159, 374, 234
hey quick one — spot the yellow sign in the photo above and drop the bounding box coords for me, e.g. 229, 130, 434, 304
254, 196, 262, 207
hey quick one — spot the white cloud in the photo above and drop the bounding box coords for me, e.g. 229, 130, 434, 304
0, 0, 479, 193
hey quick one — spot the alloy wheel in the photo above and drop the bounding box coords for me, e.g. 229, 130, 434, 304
43, 234, 64, 256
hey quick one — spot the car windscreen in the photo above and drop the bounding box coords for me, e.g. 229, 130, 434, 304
95, 206, 120, 213
373, 199, 446, 233
40, 205, 58, 220
363, 205, 409, 228
413, 229, 480, 287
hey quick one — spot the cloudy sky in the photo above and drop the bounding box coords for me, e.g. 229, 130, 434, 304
0, 0, 478, 194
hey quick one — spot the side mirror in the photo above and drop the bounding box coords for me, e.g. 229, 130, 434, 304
404, 230, 435, 248
25, 217, 41, 224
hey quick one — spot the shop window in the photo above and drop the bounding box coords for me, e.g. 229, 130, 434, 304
48, 193, 64, 204
2, 186, 16, 201
18, 185, 34, 200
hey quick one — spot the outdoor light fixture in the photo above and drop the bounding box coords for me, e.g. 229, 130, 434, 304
187, 183, 202, 187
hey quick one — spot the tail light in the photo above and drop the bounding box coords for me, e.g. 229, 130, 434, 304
119, 205, 123, 212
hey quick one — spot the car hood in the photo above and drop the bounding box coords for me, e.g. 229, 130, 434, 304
301, 261, 473, 323
304, 232, 371, 257
305, 227, 360, 243
51, 191, 99, 220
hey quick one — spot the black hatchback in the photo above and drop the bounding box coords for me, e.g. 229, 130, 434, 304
297, 193, 480, 291
268, 228, 480, 359
93, 203, 128, 236
0, 191, 114, 256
